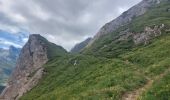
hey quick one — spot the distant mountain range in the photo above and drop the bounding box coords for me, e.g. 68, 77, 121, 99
0, 30, 29, 49
0, 46, 21, 86
0, 30, 27, 86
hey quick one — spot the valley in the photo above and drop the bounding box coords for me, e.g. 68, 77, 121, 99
1, 0, 170, 100
20, 1, 170, 99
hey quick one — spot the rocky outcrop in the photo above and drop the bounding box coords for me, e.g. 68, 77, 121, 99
0, 34, 61, 100
133, 24, 164, 45
118, 24, 165, 45
88, 0, 169, 46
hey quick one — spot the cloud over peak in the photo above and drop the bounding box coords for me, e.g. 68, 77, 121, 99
0, 0, 142, 50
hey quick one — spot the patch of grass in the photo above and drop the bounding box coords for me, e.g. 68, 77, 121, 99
20, 55, 146, 100
140, 73, 170, 100
120, 33, 170, 77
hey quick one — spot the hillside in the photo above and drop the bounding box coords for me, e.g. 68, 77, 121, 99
21, 34, 170, 100
20, 0, 170, 100
83, 0, 170, 58
88, 0, 170, 46
0, 34, 67, 100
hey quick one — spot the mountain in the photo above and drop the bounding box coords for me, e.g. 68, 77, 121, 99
8, 46, 21, 60
83, 0, 170, 58
70, 38, 92, 53
88, 0, 169, 46
2, 0, 170, 100
0, 34, 67, 100
0, 46, 21, 85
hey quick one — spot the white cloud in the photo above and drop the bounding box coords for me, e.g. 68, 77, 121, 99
0, 24, 20, 33
22, 38, 28, 43
0, 0, 142, 51
3, 41, 22, 48
0, 38, 22, 48
0, 0, 27, 23
118, 7, 128, 14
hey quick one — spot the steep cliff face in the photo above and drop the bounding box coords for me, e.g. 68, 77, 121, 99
118, 24, 165, 45
0, 34, 67, 100
88, 0, 169, 46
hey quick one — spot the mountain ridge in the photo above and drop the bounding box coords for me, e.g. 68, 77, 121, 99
87, 0, 169, 47
0, 34, 67, 100
82, 0, 170, 58
71, 37, 92, 53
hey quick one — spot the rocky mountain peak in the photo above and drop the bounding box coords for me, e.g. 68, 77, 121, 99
28, 34, 44, 42
0, 34, 67, 100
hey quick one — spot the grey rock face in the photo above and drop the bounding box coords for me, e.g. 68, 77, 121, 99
71, 38, 92, 53
133, 24, 164, 45
118, 24, 165, 45
0, 34, 48, 100
88, 0, 167, 46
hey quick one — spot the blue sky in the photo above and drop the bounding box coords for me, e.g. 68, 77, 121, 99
0, 30, 29, 49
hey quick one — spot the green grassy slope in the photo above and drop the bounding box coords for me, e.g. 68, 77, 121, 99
20, 1, 170, 100
21, 55, 147, 100
120, 33, 170, 76
20, 33, 170, 100
140, 73, 170, 100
